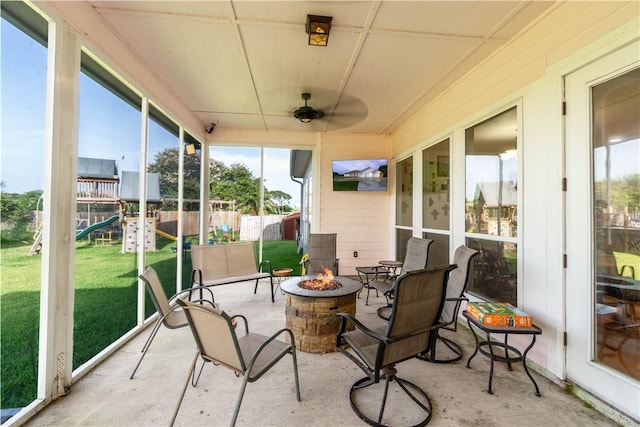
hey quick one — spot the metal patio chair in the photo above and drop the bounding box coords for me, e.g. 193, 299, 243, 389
336, 265, 456, 427
171, 298, 301, 427
422, 245, 479, 363
371, 237, 433, 313
302, 233, 339, 275
129, 266, 214, 379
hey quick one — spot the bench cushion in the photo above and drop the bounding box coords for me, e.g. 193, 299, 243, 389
192, 245, 228, 279
225, 243, 261, 276
191, 243, 266, 284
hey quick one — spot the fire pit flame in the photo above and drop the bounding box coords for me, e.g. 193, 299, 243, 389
297, 268, 342, 291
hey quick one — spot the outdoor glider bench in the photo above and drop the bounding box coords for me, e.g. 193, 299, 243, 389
190, 243, 275, 302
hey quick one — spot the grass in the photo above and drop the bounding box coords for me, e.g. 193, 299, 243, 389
332, 179, 359, 191
0, 237, 300, 409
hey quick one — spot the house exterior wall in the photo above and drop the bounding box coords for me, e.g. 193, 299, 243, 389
392, 2, 638, 153
389, 2, 639, 419
318, 133, 391, 275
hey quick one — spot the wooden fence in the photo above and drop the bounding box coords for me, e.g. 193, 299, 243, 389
239, 215, 286, 241
156, 212, 286, 242
157, 211, 200, 237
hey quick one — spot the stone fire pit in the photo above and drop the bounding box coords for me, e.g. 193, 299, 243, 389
280, 275, 361, 353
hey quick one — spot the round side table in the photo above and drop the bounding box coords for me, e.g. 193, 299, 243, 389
272, 268, 294, 295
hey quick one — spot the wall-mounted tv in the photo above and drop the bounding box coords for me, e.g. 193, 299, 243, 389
332, 159, 388, 192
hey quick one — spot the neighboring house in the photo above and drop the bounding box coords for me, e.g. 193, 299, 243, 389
343, 167, 382, 178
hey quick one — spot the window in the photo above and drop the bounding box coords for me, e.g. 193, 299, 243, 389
422, 139, 450, 266
465, 107, 518, 305
74, 58, 142, 367
0, 2, 47, 410
395, 156, 414, 259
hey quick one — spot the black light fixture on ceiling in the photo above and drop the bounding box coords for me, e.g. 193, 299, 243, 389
294, 93, 324, 123
306, 15, 332, 46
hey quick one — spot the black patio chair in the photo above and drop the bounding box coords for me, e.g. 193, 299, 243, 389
421, 245, 479, 363
335, 264, 456, 427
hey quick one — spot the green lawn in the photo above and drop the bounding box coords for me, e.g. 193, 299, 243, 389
0, 238, 300, 409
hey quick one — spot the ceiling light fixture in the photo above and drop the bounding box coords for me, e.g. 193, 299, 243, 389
306, 15, 332, 47
294, 93, 324, 123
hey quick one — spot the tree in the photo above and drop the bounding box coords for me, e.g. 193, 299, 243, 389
594, 174, 640, 213
0, 184, 43, 240
209, 162, 293, 215
147, 148, 201, 209
210, 162, 261, 214
268, 190, 292, 214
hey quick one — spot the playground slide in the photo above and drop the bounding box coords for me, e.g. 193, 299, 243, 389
155, 229, 178, 241
75, 215, 119, 240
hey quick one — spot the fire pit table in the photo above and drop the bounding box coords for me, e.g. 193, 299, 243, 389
281, 275, 361, 353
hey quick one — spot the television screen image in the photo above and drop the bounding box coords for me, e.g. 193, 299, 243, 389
332, 159, 388, 191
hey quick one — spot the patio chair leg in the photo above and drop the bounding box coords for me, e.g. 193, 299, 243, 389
230, 375, 250, 427
419, 330, 463, 364
270, 278, 275, 303
170, 350, 199, 427
292, 347, 301, 401
129, 318, 163, 379
349, 374, 432, 427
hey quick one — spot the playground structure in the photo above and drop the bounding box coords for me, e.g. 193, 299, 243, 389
209, 200, 238, 242
29, 157, 242, 255
29, 159, 161, 255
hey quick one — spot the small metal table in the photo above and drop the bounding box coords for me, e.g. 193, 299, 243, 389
463, 311, 542, 396
272, 268, 294, 295
356, 266, 381, 305
378, 260, 404, 281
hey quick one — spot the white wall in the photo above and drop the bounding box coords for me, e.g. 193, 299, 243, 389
319, 133, 391, 274
388, 1, 638, 384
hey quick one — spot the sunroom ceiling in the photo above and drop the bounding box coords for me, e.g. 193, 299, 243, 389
84, 1, 555, 135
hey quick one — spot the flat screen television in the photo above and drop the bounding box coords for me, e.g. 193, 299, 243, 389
332, 159, 388, 192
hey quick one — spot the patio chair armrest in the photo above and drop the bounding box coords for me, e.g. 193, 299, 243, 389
299, 254, 309, 267
258, 259, 273, 274
156, 301, 185, 325
445, 296, 468, 303
170, 285, 215, 303
256, 328, 296, 355
336, 312, 386, 343
620, 264, 635, 278
230, 314, 249, 335
246, 328, 296, 373
190, 268, 203, 285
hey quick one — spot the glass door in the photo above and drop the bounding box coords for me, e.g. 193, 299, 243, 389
565, 42, 639, 420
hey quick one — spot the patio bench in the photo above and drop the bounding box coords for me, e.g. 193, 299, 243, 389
190, 243, 275, 302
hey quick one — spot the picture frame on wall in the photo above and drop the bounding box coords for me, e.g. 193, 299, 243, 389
437, 156, 449, 177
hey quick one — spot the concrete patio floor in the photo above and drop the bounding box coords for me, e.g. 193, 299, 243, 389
26, 278, 623, 427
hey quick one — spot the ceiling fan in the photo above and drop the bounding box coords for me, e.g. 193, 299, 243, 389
293, 93, 324, 123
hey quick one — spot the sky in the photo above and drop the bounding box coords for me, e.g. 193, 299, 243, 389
210, 146, 300, 208
1, 18, 300, 208
1, 19, 48, 194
